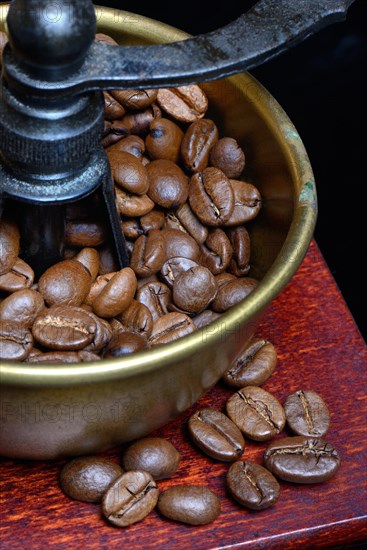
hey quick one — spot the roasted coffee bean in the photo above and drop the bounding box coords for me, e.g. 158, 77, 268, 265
162, 228, 200, 262
75, 248, 99, 281
103, 331, 147, 358
264, 436, 341, 483
284, 390, 330, 437
27, 351, 100, 364
188, 408, 245, 461
130, 230, 166, 277
85, 272, 116, 306
226, 386, 286, 441
0, 219, 20, 276
116, 299, 153, 338
157, 85, 208, 122
136, 281, 172, 321
189, 168, 234, 226
108, 150, 150, 195
121, 219, 144, 240
223, 338, 277, 388
38, 260, 92, 307
147, 159, 189, 209
0, 257, 34, 292
140, 209, 165, 233
107, 135, 145, 158
65, 221, 107, 247
32, 306, 96, 351
92, 268, 137, 318
0, 321, 33, 361
200, 229, 233, 275
227, 226, 251, 276
173, 266, 218, 313
209, 137, 246, 179
84, 315, 113, 352
225, 180, 262, 226
211, 277, 258, 312
121, 104, 160, 135
60, 456, 123, 503
157, 485, 220, 525
102, 470, 159, 527
181, 119, 219, 173
146, 118, 184, 162
115, 187, 155, 217
226, 460, 280, 510
0, 289, 45, 329
110, 89, 157, 110
123, 438, 181, 480
171, 203, 208, 244
160, 257, 199, 288
192, 309, 221, 329
103, 91, 126, 120
148, 312, 196, 346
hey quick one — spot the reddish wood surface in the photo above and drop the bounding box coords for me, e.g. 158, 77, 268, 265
1, 240, 366, 549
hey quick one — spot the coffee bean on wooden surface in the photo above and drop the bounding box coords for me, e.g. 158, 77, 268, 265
123, 438, 181, 480
284, 390, 330, 437
102, 470, 159, 527
0, 321, 33, 361
264, 436, 341, 483
157, 485, 220, 525
188, 408, 245, 461
226, 460, 280, 510
222, 338, 277, 388
226, 386, 286, 441
38, 259, 92, 307
60, 457, 123, 503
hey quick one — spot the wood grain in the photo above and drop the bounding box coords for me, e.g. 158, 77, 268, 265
1, 241, 366, 549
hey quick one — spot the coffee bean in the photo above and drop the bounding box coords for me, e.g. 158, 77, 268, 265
0, 321, 33, 361
0, 289, 45, 329
157, 85, 208, 123
181, 119, 219, 173
160, 257, 199, 288
192, 309, 221, 329
75, 248, 99, 281
226, 386, 286, 441
200, 228, 233, 275
171, 203, 208, 245
123, 438, 181, 480
84, 272, 116, 307
32, 306, 96, 351
264, 436, 341, 483
140, 210, 165, 234
0, 257, 34, 292
116, 299, 153, 338
84, 315, 113, 353
103, 331, 147, 358
115, 187, 155, 218
225, 180, 262, 226
148, 312, 196, 346
102, 470, 159, 527
226, 460, 280, 510
172, 266, 218, 313
110, 89, 157, 110
189, 167, 234, 226
65, 221, 107, 248
157, 485, 220, 525
0, 219, 20, 276
107, 135, 145, 158
121, 104, 161, 136
92, 268, 137, 318
136, 281, 172, 321
130, 230, 166, 277
188, 408, 245, 461
103, 91, 126, 120
284, 390, 330, 437
211, 277, 258, 312
209, 137, 246, 179
146, 117, 183, 163
27, 351, 100, 363
60, 456, 123, 503
38, 260, 92, 307
147, 159, 189, 209
108, 150, 150, 195
162, 229, 200, 262
222, 338, 277, 388
227, 226, 251, 277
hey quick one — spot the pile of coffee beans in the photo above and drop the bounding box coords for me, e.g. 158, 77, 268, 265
58, 337, 340, 527
0, 31, 261, 363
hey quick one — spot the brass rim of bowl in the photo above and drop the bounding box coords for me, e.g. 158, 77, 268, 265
0, 6, 317, 386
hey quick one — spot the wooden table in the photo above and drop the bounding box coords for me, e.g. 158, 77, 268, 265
1, 241, 366, 549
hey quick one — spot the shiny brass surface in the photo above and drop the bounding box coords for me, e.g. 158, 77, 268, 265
0, 6, 317, 459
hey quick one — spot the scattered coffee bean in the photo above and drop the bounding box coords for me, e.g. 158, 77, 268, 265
157, 485, 220, 525
123, 437, 180, 480
60, 457, 123, 503
102, 470, 159, 527
226, 460, 280, 510
222, 338, 277, 388
226, 386, 286, 441
264, 436, 341, 483
188, 408, 244, 461
284, 390, 330, 437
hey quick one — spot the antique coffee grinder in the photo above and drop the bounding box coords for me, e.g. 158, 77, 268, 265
0, 0, 354, 277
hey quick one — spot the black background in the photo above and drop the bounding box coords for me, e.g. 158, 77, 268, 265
100, 0, 366, 339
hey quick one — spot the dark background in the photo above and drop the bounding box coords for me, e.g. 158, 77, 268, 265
102, 1, 366, 339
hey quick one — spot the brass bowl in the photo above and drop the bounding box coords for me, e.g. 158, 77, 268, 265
0, 6, 317, 460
